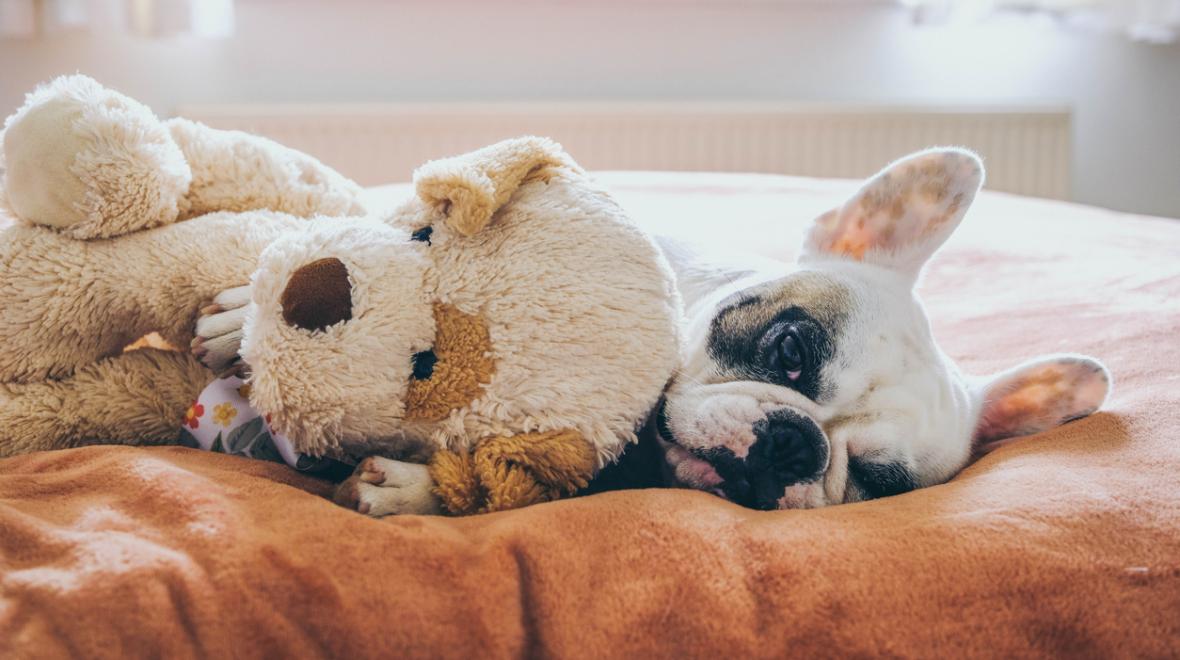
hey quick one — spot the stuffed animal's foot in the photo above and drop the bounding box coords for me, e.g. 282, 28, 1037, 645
1, 74, 190, 239
333, 457, 443, 517
193, 285, 251, 376
2, 74, 361, 240
0, 348, 211, 458
0, 385, 20, 458
0, 383, 69, 457
428, 430, 598, 515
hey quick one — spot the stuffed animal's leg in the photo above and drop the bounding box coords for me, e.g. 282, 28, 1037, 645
1, 74, 362, 240
0, 348, 212, 458
334, 430, 598, 517
0, 213, 299, 383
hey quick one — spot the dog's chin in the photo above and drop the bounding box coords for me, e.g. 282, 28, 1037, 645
654, 403, 730, 499
655, 403, 821, 510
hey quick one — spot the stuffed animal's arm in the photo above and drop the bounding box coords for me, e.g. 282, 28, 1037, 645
2, 74, 363, 240
166, 118, 364, 220
429, 429, 598, 515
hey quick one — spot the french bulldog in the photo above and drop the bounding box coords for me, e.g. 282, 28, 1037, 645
600, 148, 1111, 510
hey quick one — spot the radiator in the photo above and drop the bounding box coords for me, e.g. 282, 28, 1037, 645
177, 103, 1072, 199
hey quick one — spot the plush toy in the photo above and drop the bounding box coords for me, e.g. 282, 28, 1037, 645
0, 75, 682, 515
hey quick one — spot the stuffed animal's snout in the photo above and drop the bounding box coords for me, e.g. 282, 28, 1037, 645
280, 257, 353, 331
240, 219, 436, 455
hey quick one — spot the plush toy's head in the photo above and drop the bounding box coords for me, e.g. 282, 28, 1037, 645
240, 217, 435, 455
241, 138, 683, 463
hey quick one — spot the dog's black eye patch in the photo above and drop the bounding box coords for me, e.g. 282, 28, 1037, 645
710, 305, 831, 401
706, 273, 850, 403
411, 350, 437, 380
411, 226, 433, 245
848, 457, 918, 500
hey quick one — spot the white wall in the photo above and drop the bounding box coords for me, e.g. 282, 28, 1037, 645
1, 0, 1178, 217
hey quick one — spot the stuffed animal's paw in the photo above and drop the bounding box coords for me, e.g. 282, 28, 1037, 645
193, 285, 251, 376
333, 457, 443, 517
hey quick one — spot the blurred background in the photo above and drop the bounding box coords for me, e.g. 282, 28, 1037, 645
1, 0, 1178, 217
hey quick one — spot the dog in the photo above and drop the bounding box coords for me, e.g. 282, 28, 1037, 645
590, 147, 1111, 510
197, 147, 1110, 513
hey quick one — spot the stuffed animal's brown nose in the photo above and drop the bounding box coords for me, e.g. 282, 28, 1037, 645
279, 257, 353, 331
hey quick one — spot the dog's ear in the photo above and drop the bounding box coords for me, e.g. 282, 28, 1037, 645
972, 354, 1111, 451
413, 136, 578, 237
800, 148, 983, 282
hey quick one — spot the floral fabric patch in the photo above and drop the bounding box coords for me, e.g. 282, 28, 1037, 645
177, 375, 351, 475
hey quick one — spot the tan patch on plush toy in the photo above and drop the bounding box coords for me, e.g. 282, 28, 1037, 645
404, 303, 495, 422
429, 429, 597, 515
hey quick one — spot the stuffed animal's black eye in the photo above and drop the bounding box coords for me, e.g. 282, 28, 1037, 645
411, 226, 433, 244
777, 329, 805, 379
411, 350, 436, 380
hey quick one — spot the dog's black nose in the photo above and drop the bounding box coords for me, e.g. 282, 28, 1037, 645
717, 409, 828, 510
749, 409, 827, 483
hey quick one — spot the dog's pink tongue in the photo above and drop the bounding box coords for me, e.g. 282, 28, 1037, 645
683, 460, 725, 489
671, 450, 725, 490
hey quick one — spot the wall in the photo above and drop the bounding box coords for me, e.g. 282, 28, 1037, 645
1, 0, 1178, 217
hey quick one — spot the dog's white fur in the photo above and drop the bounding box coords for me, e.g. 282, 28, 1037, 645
656, 148, 1111, 508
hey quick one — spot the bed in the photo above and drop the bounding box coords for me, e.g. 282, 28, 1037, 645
1, 172, 1178, 657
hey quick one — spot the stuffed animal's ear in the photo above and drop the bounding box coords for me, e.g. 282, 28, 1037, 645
413, 136, 578, 237
800, 148, 984, 282
973, 354, 1112, 450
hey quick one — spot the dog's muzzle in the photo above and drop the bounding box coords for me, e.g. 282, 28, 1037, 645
719, 409, 828, 509
660, 404, 829, 510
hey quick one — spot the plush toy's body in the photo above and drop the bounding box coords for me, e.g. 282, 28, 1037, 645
0, 76, 682, 515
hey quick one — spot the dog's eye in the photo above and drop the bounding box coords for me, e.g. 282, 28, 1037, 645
777, 329, 804, 381
411, 350, 437, 380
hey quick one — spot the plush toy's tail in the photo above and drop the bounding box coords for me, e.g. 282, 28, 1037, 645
429, 430, 597, 515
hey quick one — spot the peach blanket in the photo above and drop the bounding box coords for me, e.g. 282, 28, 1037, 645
2, 173, 1178, 657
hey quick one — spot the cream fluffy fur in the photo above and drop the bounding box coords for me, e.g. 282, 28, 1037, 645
0, 76, 682, 516
247, 136, 685, 464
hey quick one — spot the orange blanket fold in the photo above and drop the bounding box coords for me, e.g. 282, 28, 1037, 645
2, 175, 1179, 657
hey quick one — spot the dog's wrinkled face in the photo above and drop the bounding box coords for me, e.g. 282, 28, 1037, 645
658, 148, 1111, 510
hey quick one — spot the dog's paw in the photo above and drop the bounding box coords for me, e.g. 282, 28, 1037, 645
192, 285, 251, 375
333, 457, 443, 517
